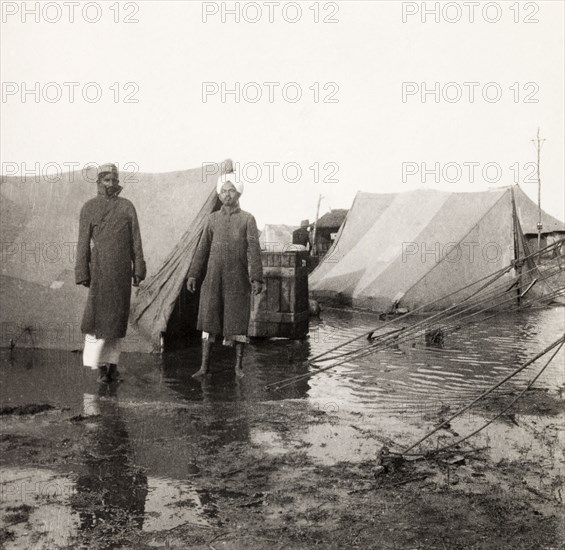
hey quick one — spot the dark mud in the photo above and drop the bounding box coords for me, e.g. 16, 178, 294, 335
1, 392, 563, 549
0, 404, 55, 416
1, 307, 564, 549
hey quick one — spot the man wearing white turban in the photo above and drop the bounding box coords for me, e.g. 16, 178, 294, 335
187, 172, 263, 378
216, 172, 245, 195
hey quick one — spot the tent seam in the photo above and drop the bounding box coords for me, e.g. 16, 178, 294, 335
309, 191, 362, 281
391, 188, 511, 304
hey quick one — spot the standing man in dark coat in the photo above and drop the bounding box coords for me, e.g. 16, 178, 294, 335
187, 173, 263, 378
292, 219, 311, 250
75, 163, 146, 383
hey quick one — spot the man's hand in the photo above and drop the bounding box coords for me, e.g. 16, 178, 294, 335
78, 280, 90, 288
187, 277, 197, 293
252, 280, 263, 295
132, 276, 142, 287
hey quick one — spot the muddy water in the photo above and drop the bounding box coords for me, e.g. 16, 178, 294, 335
304, 305, 565, 415
1, 306, 563, 546
1, 306, 563, 415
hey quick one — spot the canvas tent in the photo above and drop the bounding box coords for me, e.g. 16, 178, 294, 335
309, 186, 565, 312
259, 224, 298, 253
0, 162, 231, 352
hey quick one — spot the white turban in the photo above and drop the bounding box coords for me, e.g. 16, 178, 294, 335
216, 172, 244, 195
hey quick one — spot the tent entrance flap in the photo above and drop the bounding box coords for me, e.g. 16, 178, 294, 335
129, 195, 222, 351
162, 284, 201, 351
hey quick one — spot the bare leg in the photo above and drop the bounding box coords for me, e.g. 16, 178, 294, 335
234, 342, 244, 378
192, 340, 212, 378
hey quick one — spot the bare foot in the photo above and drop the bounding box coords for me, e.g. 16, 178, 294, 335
192, 368, 209, 378
235, 367, 244, 379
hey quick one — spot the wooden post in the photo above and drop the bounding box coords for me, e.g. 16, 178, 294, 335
510, 188, 522, 306
312, 194, 322, 257
531, 128, 545, 251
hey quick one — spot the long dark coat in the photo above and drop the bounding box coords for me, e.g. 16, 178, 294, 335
75, 186, 146, 339
188, 206, 263, 336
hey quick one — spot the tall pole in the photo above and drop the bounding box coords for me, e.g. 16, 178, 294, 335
531, 127, 545, 250
312, 194, 323, 256
510, 187, 522, 305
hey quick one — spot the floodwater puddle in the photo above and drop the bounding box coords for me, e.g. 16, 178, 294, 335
0, 467, 218, 547
250, 429, 287, 456
0, 467, 78, 550
142, 477, 217, 531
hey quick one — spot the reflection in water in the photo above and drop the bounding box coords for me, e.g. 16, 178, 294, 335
1, 307, 562, 421
195, 373, 251, 454
72, 384, 148, 534
305, 307, 565, 415
160, 337, 312, 402
0, 348, 86, 412
158, 307, 564, 416
158, 337, 323, 480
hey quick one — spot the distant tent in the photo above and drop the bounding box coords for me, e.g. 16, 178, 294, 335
259, 224, 298, 252
309, 186, 565, 312
0, 162, 232, 352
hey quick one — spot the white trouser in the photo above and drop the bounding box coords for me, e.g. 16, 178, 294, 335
83, 334, 122, 369
201, 332, 249, 346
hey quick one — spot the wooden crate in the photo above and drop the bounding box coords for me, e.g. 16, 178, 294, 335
248, 250, 309, 339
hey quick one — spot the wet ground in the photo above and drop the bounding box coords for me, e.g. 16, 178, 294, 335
0, 306, 564, 549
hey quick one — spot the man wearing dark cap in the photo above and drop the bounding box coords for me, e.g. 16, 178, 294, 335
292, 219, 311, 250
75, 163, 146, 383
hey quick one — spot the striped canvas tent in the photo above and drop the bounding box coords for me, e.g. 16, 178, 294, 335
309, 186, 564, 312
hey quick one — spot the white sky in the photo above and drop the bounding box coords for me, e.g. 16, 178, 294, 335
1, 0, 564, 228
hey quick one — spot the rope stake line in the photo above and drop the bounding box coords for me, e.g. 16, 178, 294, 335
397, 334, 565, 455
314, 258, 563, 360
266, 284, 564, 392
306, 237, 564, 365
307, 264, 513, 365
399, 340, 565, 457
265, 252, 565, 392
308, 263, 564, 368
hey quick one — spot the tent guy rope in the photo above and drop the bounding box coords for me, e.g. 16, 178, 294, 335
265, 241, 565, 391
394, 334, 565, 456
